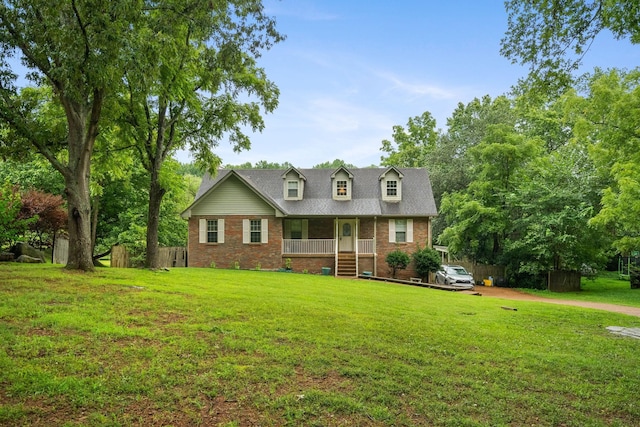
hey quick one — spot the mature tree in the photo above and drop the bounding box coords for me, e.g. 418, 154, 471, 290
312, 159, 356, 169
0, 1, 141, 270
501, 0, 640, 93
429, 96, 516, 203
118, 0, 283, 269
439, 125, 544, 264
565, 69, 640, 253
504, 146, 607, 278
380, 111, 438, 167
225, 160, 294, 169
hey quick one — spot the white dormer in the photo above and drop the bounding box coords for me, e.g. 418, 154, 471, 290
379, 167, 403, 202
331, 166, 353, 201
282, 167, 306, 200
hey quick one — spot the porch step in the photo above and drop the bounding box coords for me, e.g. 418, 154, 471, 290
337, 253, 357, 276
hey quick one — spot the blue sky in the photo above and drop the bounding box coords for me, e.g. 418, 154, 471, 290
196, 0, 638, 169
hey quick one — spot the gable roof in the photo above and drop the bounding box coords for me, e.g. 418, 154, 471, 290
185, 167, 437, 218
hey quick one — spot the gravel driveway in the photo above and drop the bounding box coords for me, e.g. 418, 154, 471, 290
475, 285, 640, 318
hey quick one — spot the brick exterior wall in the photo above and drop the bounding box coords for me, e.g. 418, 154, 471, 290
375, 217, 431, 280
188, 215, 432, 280
188, 215, 283, 270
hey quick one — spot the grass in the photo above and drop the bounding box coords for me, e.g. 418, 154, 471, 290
521, 271, 640, 306
1, 264, 639, 426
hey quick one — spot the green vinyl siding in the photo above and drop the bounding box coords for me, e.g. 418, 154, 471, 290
191, 175, 276, 216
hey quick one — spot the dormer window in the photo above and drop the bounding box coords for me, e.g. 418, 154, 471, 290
331, 166, 353, 201
386, 180, 397, 197
287, 181, 299, 198
336, 180, 348, 196
380, 167, 403, 202
282, 167, 306, 200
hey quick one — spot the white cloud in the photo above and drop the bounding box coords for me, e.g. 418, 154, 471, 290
376, 71, 458, 100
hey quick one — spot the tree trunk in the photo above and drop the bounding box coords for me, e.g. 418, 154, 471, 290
145, 171, 166, 269
59, 94, 102, 272
91, 195, 100, 255
64, 171, 95, 271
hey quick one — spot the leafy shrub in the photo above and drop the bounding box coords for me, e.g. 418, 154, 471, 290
412, 245, 441, 281
630, 266, 640, 289
386, 250, 410, 278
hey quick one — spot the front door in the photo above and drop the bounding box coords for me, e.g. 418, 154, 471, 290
338, 220, 355, 252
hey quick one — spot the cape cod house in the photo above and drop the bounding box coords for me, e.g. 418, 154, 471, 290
181, 166, 437, 279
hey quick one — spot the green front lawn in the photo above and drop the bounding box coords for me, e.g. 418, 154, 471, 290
1, 264, 639, 426
521, 271, 640, 307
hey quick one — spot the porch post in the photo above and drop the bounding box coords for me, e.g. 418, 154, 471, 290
334, 218, 339, 276
373, 216, 377, 276
355, 217, 359, 276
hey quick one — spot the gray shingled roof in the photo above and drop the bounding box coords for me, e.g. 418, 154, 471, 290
190, 167, 437, 217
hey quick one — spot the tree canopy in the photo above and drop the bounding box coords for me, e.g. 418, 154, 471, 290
501, 0, 640, 92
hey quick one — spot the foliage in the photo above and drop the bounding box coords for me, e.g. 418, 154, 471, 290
312, 159, 357, 169
439, 125, 543, 264
565, 69, 640, 254
0, 181, 31, 248
630, 266, 640, 289
0, 1, 145, 271
116, 0, 283, 268
0, 159, 65, 195
18, 188, 67, 248
501, 0, 640, 94
504, 146, 608, 275
93, 160, 190, 256
1, 265, 639, 426
380, 111, 438, 167
385, 249, 410, 278
411, 245, 441, 281
176, 162, 204, 177
225, 160, 294, 169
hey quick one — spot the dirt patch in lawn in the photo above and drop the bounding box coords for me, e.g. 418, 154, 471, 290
474, 285, 640, 318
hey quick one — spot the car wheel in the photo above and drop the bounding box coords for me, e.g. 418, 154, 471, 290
444, 279, 449, 285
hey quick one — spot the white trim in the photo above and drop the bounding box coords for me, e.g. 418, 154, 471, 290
407, 219, 413, 243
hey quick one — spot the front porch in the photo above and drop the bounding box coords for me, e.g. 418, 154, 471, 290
280, 217, 377, 276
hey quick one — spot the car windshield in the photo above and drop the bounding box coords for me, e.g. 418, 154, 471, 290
447, 267, 469, 275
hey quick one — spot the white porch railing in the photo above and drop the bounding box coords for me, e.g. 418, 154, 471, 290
282, 239, 335, 255
282, 239, 375, 255
358, 239, 374, 254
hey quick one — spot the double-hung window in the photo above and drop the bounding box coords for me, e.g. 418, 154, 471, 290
336, 180, 348, 196
207, 219, 218, 243
395, 219, 407, 243
243, 219, 268, 244
388, 219, 413, 243
250, 219, 262, 243
386, 180, 397, 196
287, 181, 299, 198
199, 218, 224, 244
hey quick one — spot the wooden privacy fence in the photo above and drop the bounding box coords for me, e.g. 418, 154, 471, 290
110, 246, 186, 268
110, 245, 130, 268
457, 261, 506, 285
52, 234, 69, 265
158, 247, 187, 268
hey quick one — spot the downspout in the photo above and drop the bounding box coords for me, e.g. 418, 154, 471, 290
373, 216, 377, 276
